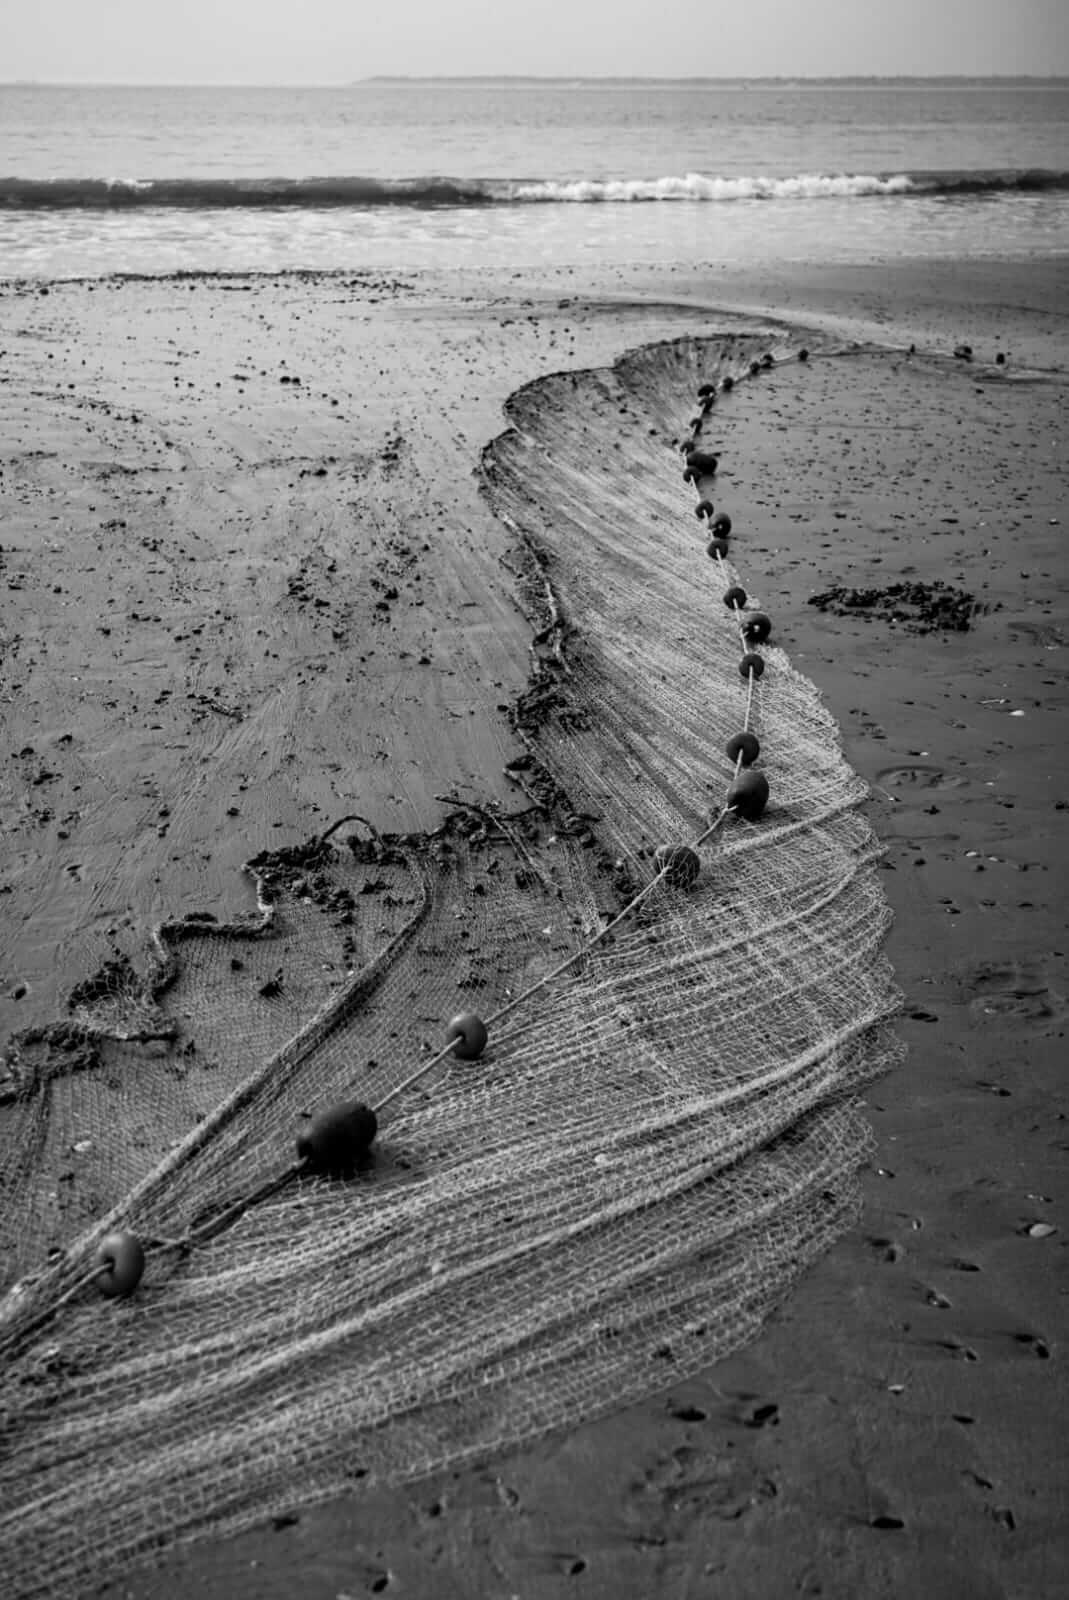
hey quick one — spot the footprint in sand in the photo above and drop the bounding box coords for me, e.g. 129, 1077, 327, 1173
866, 1236, 904, 1263
641, 1445, 778, 1522
1006, 619, 1065, 648
875, 763, 968, 793
961, 959, 1066, 1023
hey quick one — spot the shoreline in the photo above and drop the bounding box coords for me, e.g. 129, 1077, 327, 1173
1, 258, 1066, 1597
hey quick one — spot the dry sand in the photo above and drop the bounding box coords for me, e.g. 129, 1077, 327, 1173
1, 257, 1066, 1598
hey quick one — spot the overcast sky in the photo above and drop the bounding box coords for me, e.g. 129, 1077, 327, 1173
4, 0, 1068, 83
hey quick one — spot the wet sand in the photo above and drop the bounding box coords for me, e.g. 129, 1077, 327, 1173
1, 257, 1066, 1598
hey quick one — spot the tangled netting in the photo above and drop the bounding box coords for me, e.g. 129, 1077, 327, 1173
0, 333, 902, 1597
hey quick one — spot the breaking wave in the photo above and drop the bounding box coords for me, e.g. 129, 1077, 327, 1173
1, 168, 1067, 210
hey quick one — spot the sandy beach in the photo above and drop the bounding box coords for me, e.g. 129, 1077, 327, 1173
1, 256, 1066, 1598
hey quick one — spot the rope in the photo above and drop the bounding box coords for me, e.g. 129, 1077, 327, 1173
1, 1261, 110, 1354
12, 359, 769, 1318
374, 805, 733, 1116
378, 388, 764, 1115
715, 547, 760, 764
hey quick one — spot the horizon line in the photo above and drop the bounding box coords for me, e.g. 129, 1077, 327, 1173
4, 72, 1069, 88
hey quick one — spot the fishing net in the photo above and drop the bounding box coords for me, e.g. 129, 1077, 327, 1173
0, 332, 902, 1597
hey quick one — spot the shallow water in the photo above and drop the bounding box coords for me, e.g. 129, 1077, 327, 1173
2, 78, 1068, 277
4, 190, 1065, 279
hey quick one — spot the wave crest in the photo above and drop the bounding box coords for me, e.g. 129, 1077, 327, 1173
1, 168, 1065, 211
511, 172, 915, 201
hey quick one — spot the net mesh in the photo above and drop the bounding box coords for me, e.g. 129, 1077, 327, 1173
0, 332, 902, 1598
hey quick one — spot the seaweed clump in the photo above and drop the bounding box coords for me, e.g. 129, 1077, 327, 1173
808, 580, 996, 633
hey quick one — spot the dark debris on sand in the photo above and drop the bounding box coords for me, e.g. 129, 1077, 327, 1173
807, 580, 997, 633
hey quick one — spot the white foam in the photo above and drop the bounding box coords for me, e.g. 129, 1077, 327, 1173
510, 172, 915, 202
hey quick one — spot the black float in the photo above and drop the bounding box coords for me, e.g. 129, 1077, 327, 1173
727, 771, 771, 821
296, 1101, 379, 1176
725, 731, 760, 767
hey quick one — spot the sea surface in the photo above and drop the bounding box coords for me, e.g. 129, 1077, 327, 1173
2, 79, 1068, 279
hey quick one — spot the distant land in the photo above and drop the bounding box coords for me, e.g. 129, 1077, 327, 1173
361, 73, 1069, 82
3, 74, 1068, 89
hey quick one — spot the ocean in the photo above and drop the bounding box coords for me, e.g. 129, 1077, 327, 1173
2, 78, 1068, 278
